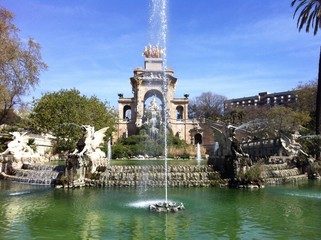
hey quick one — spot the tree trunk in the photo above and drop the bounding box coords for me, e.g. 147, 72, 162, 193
316, 47, 321, 160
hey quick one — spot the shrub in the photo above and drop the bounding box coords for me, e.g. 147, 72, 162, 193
112, 129, 190, 159
240, 160, 263, 182
180, 152, 190, 159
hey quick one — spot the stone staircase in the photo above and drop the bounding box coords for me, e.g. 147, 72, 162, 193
260, 162, 307, 184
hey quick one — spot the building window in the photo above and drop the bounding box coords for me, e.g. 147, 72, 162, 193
176, 106, 183, 120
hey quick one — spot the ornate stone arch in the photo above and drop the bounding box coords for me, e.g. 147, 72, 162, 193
144, 90, 164, 109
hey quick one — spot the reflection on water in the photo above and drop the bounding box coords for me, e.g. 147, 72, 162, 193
0, 180, 321, 239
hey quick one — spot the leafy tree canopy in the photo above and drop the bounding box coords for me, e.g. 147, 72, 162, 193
0, 7, 47, 124
292, 0, 321, 35
231, 105, 311, 139
290, 80, 317, 132
30, 88, 116, 153
292, 80, 317, 113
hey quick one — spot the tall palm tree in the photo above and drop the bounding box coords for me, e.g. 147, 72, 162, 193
292, 0, 321, 136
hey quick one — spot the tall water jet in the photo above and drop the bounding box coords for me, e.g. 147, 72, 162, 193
149, 0, 169, 203
146, 0, 184, 212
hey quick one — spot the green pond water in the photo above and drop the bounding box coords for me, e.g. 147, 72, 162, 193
0, 179, 320, 240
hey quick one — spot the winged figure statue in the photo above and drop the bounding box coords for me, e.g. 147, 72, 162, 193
72, 125, 109, 157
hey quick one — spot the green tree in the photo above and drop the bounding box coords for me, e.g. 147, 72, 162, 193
266, 106, 311, 137
0, 7, 47, 124
292, 0, 321, 135
227, 109, 245, 124
30, 88, 116, 153
291, 80, 317, 132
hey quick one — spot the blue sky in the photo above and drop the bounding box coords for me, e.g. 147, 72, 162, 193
2, 0, 320, 108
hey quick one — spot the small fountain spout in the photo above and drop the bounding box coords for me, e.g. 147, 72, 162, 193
196, 143, 202, 164
107, 138, 112, 160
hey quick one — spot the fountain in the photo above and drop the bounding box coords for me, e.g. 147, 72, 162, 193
196, 142, 202, 164
144, 0, 184, 213
107, 138, 112, 160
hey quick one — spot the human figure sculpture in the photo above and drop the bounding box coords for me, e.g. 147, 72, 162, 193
211, 122, 251, 182
148, 95, 160, 111
227, 127, 249, 158
142, 44, 164, 58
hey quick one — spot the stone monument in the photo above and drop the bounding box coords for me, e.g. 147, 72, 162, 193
115, 45, 200, 145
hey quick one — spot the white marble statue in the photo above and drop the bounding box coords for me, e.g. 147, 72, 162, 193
0, 132, 35, 158
72, 125, 109, 158
68, 125, 109, 177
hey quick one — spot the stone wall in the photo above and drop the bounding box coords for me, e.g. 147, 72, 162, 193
92, 165, 221, 187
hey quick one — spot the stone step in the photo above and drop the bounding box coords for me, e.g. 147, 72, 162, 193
264, 174, 308, 184
260, 167, 301, 178
86, 179, 219, 187
261, 163, 289, 171
15, 169, 62, 179
106, 165, 215, 173
2, 165, 64, 185
100, 172, 219, 181
98, 165, 220, 187
1, 172, 55, 185
22, 163, 65, 172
